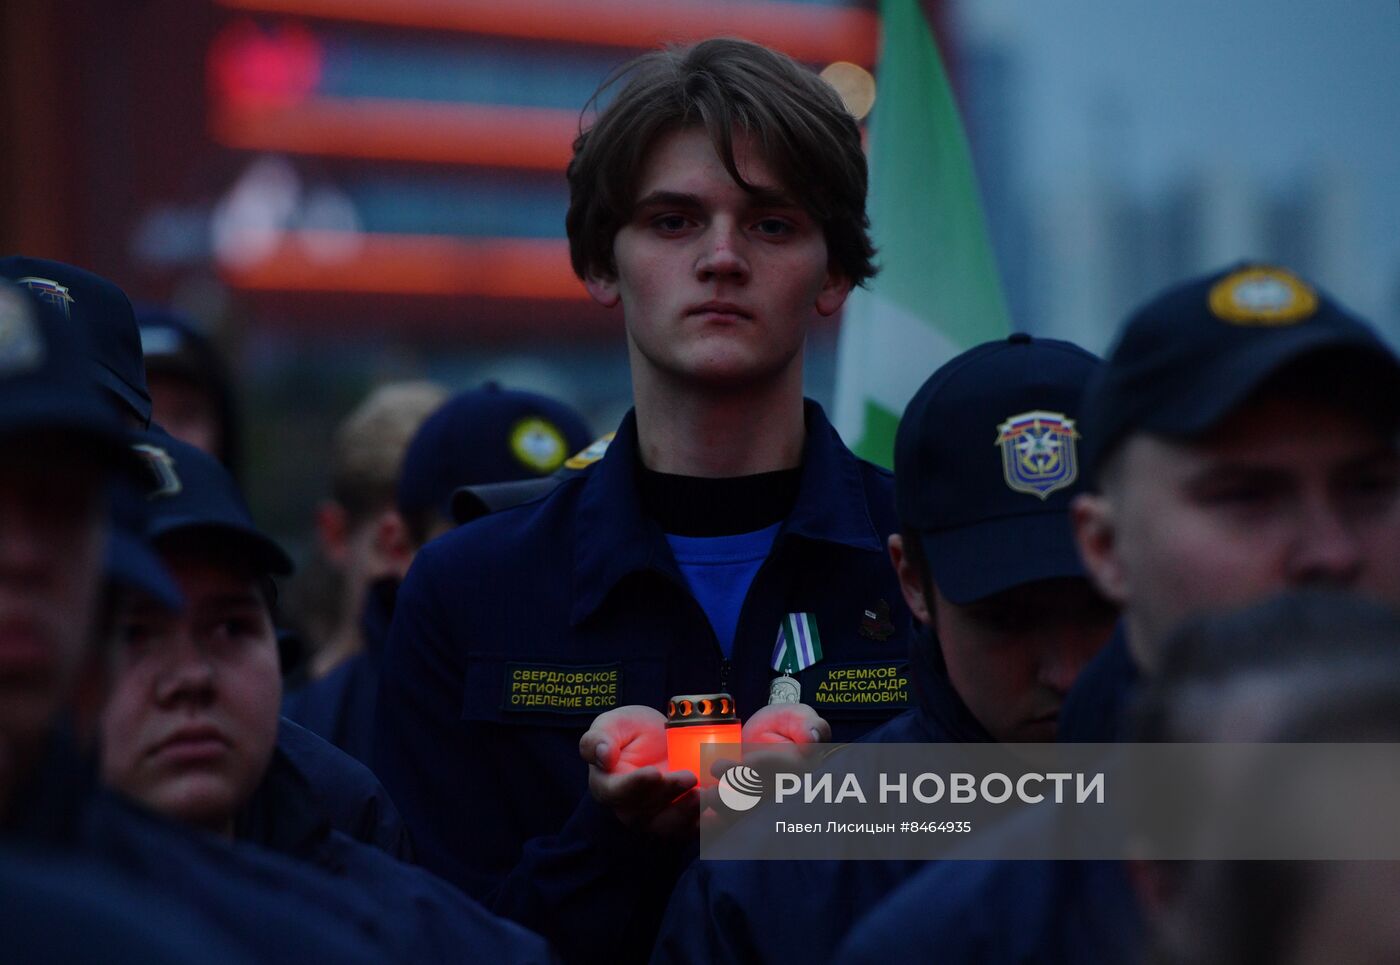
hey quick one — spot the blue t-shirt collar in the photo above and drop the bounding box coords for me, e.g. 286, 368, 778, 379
569, 400, 884, 626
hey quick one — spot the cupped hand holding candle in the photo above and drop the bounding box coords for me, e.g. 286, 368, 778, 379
742, 702, 831, 745
580, 705, 699, 840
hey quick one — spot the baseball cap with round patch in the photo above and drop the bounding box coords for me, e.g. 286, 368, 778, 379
1079, 262, 1400, 483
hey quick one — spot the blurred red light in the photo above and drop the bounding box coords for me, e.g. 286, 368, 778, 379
209, 19, 323, 109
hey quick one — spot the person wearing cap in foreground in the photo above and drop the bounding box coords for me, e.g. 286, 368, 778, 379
285, 384, 592, 765
0, 278, 279, 963
650, 334, 1118, 964
99, 432, 557, 963
0, 256, 152, 426
117, 429, 412, 858
0, 278, 420, 963
375, 39, 916, 931
836, 263, 1400, 965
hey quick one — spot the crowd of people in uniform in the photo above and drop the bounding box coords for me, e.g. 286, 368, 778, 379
3, 36, 1399, 965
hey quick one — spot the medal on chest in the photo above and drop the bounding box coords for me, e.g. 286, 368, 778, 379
769, 612, 823, 705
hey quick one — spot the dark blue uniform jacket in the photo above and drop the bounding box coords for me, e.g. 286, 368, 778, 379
282, 579, 396, 767
376, 402, 915, 902
0, 848, 254, 965
8, 728, 555, 964
239, 719, 553, 961
834, 627, 1145, 965
4, 729, 382, 964
489, 638, 964, 965
650, 628, 992, 964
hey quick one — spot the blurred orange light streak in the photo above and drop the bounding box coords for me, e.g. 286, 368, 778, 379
219, 232, 590, 299
212, 97, 578, 169
214, 0, 878, 65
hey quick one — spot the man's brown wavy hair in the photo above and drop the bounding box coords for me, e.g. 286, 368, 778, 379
565, 38, 877, 287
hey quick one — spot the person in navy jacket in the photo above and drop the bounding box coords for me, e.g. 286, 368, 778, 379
375, 38, 918, 930
836, 264, 1400, 965
99, 432, 556, 964
651, 335, 1119, 964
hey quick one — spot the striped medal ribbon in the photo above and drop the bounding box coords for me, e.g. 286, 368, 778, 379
769, 612, 823, 704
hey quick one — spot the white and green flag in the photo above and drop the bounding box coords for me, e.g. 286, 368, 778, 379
833, 0, 1011, 467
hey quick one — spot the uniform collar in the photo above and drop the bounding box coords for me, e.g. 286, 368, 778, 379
570, 400, 883, 626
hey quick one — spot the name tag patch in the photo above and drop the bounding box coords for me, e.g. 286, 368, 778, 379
504, 662, 621, 713
809, 661, 911, 709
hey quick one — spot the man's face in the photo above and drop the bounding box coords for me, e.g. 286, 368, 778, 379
0, 438, 107, 777
1076, 394, 1400, 664
934, 578, 1118, 742
585, 126, 851, 390
148, 373, 222, 459
100, 550, 281, 834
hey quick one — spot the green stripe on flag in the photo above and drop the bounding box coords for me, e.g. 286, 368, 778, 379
850, 399, 902, 466
833, 0, 1011, 469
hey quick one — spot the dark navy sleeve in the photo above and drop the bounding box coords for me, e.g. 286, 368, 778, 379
374, 539, 487, 893
493, 794, 693, 964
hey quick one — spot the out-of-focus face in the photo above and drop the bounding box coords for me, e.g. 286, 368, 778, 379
586, 126, 850, 392
933, 578, 1118, 742
0, 436, 107, 789
1074, 395, 1400, 667
100, 550, 281, 835
148, 373, 222, 459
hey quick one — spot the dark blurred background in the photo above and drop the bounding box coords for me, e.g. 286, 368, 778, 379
3, 0, 1396, 558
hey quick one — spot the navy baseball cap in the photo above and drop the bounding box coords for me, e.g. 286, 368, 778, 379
397, 384, 593, 521
131, 430, 293, 576
0, 279, 130, 458
895, 334, 1102, 605
137, 307, 227, 388
106, 481, 184, 612
0, 256, 151, 425
1080, 263, 1400, 482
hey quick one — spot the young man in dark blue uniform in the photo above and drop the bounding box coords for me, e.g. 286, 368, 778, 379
650, 334, 1119, 963
285, 384, 592, 766
101, 432, 556, 963
376, 37, 917, 916
836, 263, 1400, 965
